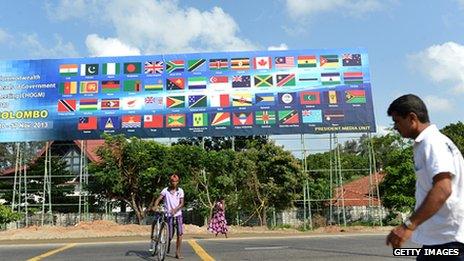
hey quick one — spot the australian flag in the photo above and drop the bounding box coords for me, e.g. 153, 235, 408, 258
342, 54, 362, 66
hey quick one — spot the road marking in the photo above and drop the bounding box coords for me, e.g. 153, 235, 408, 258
27, 243, 77, 261
245, 246, 289, 250
188, 239, 215, 261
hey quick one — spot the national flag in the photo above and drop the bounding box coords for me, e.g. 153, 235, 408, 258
80, 81, 99, 94
78, 117, 98, 130
166, 60, 184, 73
123, 80, 142, 92
209, 58, 228, 70
342, 54, 362, 66
275, 56, 295, 69
276, 74, 296, 87
144, 96, 163, 110
231, 93, 252, 107
345, 89, 366, 103
59, 64, 78, 76
80, 64, 99, 76
278, 92, 297, 105
192, 113, 208, 127
102, 63, 120, 75
188, 95, 207, 108
166, 78, 185, 90
232, 75, 251, 88
166, 114, 186, 127
100, 116, 120, 130
188, 77, 207, 89
123, 62, 142, 74
297, 73, 319, 87
209, 76, 229, 90
231, 58, 250, 70
297, 55, 317, 68
254, 74, 273, 87
255, 111, 276, 125
255, 93, 275, 106
145, 61, 164, 74
326, 90, 339, 104
253, 56, 272, 70
121, 97, 143, 110
122, 115, 142, 128
187, 59, 206, 72
211, 112, 231, 126
57, 99, 76, 112
321, 72, 341, 85
210, 94, 230, 107
79, 98, 98, 111
300, 91, 321, 105
101, 98, 120, 110
324, 110, 345, 121
101, 80, 120, 93
302, 109, 323, 123
278, 110, 299, 124
233, 112, 253, 126
143, 114, 163, 128
59, 81, 77, 95
166, 96, 185, 108
144, 78, 163, 91
343, 72, 364, 85
320, 55, 339, 68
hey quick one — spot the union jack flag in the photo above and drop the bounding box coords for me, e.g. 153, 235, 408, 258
145, 61, 164, 74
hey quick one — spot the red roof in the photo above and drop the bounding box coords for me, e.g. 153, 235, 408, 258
333, 173, 385, 207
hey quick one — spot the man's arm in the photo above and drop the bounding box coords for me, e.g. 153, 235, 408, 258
153, 194, 164, 210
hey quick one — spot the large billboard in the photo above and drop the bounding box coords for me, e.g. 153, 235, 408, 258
0, 48, 375, 142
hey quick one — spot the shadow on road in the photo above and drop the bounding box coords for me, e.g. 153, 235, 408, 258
125, 250, 154, 260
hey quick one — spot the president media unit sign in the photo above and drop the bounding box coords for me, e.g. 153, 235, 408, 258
0, 48, 376, 142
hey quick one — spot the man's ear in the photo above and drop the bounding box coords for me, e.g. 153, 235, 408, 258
409, 112, 419, 122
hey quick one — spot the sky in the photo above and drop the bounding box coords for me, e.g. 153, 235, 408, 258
1, 0, 463, 151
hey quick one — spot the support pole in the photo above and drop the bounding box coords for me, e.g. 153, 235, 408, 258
24, 160, 28, 227
78, 140, 84, 222
329, 134, 334, 225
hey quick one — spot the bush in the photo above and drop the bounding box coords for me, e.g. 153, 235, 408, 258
0, 205, 22, 225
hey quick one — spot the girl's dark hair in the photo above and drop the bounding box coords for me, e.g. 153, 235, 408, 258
387, 94, 430, 123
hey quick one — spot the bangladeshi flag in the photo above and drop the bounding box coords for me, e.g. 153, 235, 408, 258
123, 62, 141, 74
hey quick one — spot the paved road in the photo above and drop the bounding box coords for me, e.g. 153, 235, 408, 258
0, 234, 419, 261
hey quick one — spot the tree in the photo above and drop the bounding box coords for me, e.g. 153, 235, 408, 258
441, 121, 464, 155
0, 205, 22, 228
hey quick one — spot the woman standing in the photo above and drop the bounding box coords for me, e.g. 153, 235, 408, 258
208, 197, 228, 238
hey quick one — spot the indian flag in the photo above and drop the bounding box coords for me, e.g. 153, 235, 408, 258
102, 63, 120, 75
59, 64, 78, 76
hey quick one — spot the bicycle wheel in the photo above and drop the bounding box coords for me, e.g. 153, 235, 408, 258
157, 221, 169, 261
149, 218, 160, 256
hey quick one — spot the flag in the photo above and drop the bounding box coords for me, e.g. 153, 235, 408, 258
254, 75, 273, 87
188, 77, 207, 89
345, 89, 366, 103
59, 81, 77, 95
297, 73, 319, 87
166, 96, 185, 108
209, 58, 228, 70
122, 115, 142, 128
275, 56, 295, 69
210, 94, 230, 107
253, 56, 272, 70
121, 97, 143, 110
59, 64, 78, 76
144, 96, 163, 110
123, 80, 142, 92
101, 98, 120, 110
144, 78, 163, 91
278, 110, 299, 124
101, 80, 120, 93
192, 113, 208, 127
100, 116, 120, 130
321, 72, 341, 85
302, 109, 322, 123
209, 76, 229, 90
255, 93, 275, 106
231, 58, 250, 70
342, 54, 362, 66
166, 78, 185, 90
320, 55, 339, 68
300, 91, 321, 105
232, 75, 251, 88
79, 98, 98, 111
145, 61, 164, 74
80, 64, 99, 76
278, 92, 297, 105
167, 114, 186, 127
188, 95, 207, 108
123, 62, 142, 74
187, 59, 206, 72
80, 81, 98, 94
57, 99, 76, 112
326, 90, 338, 104
102, 63, 120, 75
255, 111, 276, 125
233, 112, 253, 126
78, 116, 97, 130
232, 93, 252, 107
297, 55, 317, 68
143, 114, 163, 128
343, 72, 364, 85
276, 74, 296, 87
166, 60, 184, 73
324, 110, 345, 121
211, 112, 231, 126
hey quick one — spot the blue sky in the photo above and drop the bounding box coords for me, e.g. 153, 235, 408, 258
1, 0, 463, 137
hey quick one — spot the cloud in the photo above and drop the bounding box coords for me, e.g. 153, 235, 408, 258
0, 28, 11, 43
85, 34, 141, 57
45, 0, 99, 21
423, 95, 453, 112
268, 43, 288, 51
285, 0, 384, 20
20, 34, 78, 59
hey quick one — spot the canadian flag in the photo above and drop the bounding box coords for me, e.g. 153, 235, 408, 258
254, 56, 272, 70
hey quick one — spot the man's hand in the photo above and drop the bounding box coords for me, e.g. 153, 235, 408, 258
386, 225, 413, 248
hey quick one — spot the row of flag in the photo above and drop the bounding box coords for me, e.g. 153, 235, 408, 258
77, 108, 347, 131
58, 89, 367, 112
59, 54, 363, 77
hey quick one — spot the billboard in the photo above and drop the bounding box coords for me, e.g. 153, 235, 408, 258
0, 48, 375, 142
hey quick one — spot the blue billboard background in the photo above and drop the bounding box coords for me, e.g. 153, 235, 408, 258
0, 48, 376, 142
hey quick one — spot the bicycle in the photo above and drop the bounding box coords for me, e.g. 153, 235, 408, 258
149, 210, 171, 261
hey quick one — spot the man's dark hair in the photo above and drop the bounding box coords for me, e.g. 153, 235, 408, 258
387, 94, 430, 123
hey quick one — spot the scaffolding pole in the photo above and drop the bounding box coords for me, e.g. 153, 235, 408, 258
329, 134, 334, 225
41, 141, 52, 226
334, 134, 347, 227
369, 133, 383, 226
78, 140, 84, 222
